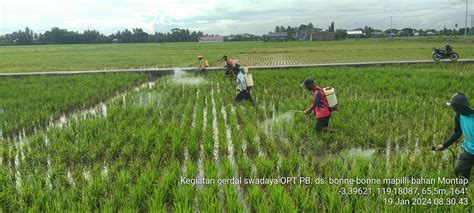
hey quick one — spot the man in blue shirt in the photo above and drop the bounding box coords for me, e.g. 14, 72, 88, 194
436, 93, 474, 180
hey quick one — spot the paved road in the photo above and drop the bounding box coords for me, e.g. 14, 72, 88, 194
1, 59, 473, 77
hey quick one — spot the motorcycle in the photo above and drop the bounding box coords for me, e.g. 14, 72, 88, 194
432, 48, 459, 61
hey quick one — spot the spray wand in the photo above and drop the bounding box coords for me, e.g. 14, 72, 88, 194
289, 110, 305, 113
431, 145, 457, 167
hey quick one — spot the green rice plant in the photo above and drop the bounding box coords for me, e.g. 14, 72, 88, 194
188, 128, 200, 161
83, 176, 107, 210
224, 184, 244, 213
185, 160, 198, 178
2, 64, 474, 211
147, 163, 179, 211
268, 185, 296, 212
247, 186, 270, 212
236, 157, 253, 179
278, 153, 300, 178
198, 185, 221, 212
2, 39, 474, 73
293, 185, 317, 212
198, 160, 222, 211
244, 126, 258, 159
0, 74, 147, 137
129, 167, 156, 211
255, 156, 274, 179
221, 159, 245, 212
173, 185, 194, 212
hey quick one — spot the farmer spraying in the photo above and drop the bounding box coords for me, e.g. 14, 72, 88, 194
235, 60, 255, 106
197, 55, 209, 74
436, 93, 474, 180
302, 78, 335, 132
223, 55, 236, 76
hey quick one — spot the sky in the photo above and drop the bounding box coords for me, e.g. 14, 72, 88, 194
0, 0, 472, 35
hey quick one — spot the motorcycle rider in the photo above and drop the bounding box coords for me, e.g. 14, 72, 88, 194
445, 42, 453, 54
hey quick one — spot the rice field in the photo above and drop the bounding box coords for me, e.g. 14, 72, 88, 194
1, 39, 474, 73
1, 63, 473, 211
0, 74, 148, 137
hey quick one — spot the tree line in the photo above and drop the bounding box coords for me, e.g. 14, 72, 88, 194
1, 24, 471, 45
269, 22, 472, 40
269, 22, 346, 40
0, 27, 261, 45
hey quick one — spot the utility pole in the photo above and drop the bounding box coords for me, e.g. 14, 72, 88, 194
466, 0, 469, 36
390, 16, 393, 38
444, 21, 447, 35
471, 15, 474, 35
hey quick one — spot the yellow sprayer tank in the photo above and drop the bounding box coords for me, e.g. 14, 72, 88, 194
323, 86, 338, 110
244, 67, 254, 88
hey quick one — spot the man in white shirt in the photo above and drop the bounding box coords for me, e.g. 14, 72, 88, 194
234, 61, 255, 106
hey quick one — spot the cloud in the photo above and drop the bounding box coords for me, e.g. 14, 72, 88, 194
0, 0, 471, 35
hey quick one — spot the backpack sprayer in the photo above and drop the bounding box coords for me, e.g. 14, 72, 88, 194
243, 67, 254, 88
235, 66, 254, 94
323, 86, 338, 111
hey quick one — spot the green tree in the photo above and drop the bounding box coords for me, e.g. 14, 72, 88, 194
335, 29, 347, 40
399, 28, 415, 36
120, 29, 133, 43
328, 22, 335, 32
132, 28, 148, 43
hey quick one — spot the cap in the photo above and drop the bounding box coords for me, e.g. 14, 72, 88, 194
301, 78, 314, 87
447, 93, 470, 107
235, 60, 241, 66
198, 55, 203, 59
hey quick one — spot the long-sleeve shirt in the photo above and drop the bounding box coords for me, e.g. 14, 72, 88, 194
236, 72, 247, 91
224, 59, 235, 69
305, 86, 331, 118
444, 113, 474, 155
199, 58, 208, 69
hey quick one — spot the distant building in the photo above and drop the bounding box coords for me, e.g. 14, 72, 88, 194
312, 32, 335, 41
296, 28, 322, 41
371, 31, 384, 37
266, 32, 287, 42
347, 30, 365, 39
347, 30, 364, 36
199, 36, 224, 42
112, 39, 119, 43
385, 32, 397, 37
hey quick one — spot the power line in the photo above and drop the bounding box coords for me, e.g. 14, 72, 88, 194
390, 11, 434, 19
